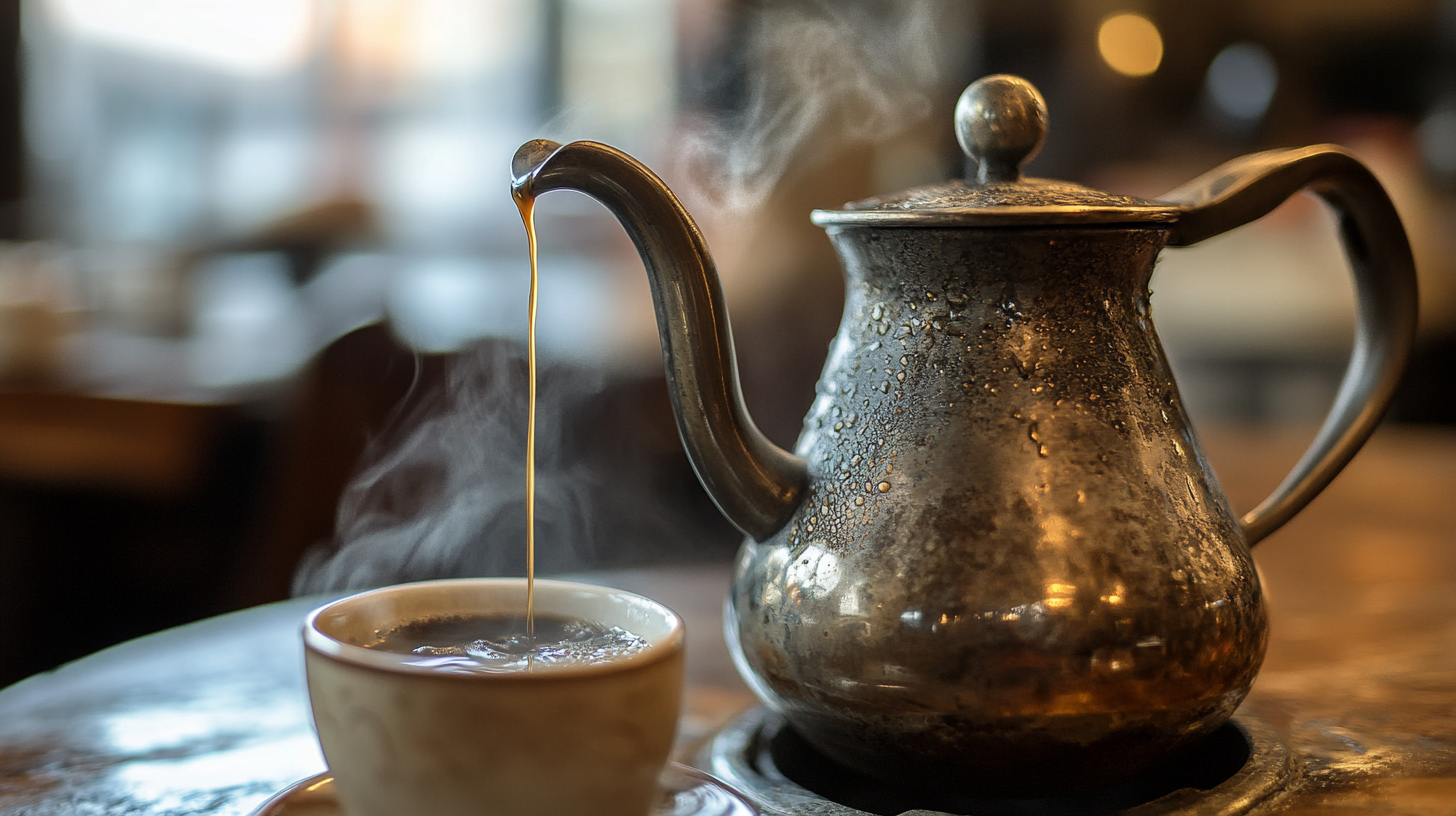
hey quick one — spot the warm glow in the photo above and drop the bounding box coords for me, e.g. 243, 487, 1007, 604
1097, 13, 1163, 78
1044, 581, 1076, 608
51, 0, 314, 77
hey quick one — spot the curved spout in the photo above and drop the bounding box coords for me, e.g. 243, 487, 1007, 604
512, 139, 806, 541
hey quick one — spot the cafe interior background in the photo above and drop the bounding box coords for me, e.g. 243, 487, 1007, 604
0, 0, 1453, 689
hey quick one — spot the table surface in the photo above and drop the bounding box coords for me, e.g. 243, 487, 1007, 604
1, 425, 1454, 816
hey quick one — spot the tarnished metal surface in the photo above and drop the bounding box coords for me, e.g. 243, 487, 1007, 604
812, 75, 1179, 226
726, 225, 1266, 794
956, 74, 1048, 185
1161, 145, 1419, 545
511, 140, 807, 542
509, 74, 1416, 796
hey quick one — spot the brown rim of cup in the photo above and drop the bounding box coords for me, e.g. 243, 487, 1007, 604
302, 577, 685, 681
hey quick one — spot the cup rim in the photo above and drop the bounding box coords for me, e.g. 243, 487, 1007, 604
303, 577, 684, 680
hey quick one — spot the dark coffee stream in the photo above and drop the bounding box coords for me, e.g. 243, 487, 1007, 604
370, 186, 641, 675
512, 186, 541, 642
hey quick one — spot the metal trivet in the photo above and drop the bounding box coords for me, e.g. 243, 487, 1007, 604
693, 708, 1297, 816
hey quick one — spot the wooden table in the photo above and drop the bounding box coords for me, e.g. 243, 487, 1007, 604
1, 426, 1453, 815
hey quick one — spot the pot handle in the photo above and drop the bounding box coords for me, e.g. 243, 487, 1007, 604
1160, 145, 1418, 546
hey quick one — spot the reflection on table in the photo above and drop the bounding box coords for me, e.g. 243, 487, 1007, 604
0, 426, 1453, 815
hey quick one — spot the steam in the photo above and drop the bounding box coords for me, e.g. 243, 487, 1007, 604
292, 341, 606, 595
291, 3, 954, 593
677, 0, 949, 210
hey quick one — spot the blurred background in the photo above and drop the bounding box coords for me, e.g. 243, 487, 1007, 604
1, 0, 1453, 687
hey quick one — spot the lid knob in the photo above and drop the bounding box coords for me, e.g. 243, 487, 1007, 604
955, 75, 1048, 185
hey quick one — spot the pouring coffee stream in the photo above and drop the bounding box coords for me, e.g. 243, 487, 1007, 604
511, 75, 1417, 795
512, 186, 540, 644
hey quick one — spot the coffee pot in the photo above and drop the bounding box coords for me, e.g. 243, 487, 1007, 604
512, 75, 1417, 795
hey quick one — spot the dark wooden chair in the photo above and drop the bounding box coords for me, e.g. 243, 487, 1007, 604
229, 322, 448, 606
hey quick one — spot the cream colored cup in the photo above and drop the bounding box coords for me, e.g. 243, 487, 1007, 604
303, 578, 685, 816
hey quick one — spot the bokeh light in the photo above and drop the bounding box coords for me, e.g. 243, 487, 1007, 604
51, 0, 314, 77
1205, 42, 1278, 123
1097, 12, 1163, 78
1419, 103, 1456, 179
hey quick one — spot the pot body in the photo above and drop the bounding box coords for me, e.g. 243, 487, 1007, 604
727, 226, 1267, 795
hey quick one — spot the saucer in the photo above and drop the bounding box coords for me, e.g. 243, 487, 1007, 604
250, 762, 758, 816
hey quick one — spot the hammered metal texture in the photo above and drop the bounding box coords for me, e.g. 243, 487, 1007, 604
839, 177, 1169, 213
727, 226, 1268, 795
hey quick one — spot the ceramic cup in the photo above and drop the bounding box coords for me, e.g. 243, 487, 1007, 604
303, 578, 685, 816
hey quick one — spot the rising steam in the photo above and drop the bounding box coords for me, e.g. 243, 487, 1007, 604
678, 0, 949, 210
292, 342, 605, 595
291, 2, 953, 593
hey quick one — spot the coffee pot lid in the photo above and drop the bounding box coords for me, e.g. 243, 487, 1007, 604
811, 75, 1179, 228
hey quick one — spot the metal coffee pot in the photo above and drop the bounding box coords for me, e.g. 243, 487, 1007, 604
512, 75, 1417, 795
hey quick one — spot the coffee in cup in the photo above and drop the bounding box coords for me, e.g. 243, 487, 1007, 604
303, 578, 685, 816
